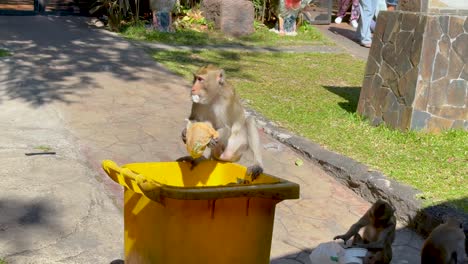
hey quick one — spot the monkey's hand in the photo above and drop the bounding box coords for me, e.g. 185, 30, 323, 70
247, 165, 263, 181
181, 128, 187, 144
176, 156, 206, 170
333, 235, 350, 243
208, 137, 219, 149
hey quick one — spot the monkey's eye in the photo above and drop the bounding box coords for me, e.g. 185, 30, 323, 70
197, 77, 204, 82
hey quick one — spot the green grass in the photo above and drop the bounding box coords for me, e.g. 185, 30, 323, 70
0, 258, 6, 264
34, 145, 53, 152
120, 23, 332, 47
0, 49, 11, 57
151, 49, 468, 212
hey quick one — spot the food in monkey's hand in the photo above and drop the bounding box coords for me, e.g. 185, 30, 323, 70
185, 121, 219, 159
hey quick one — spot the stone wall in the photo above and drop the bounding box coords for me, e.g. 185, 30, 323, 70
201, 0, 254, 37
357, 11, 468, 132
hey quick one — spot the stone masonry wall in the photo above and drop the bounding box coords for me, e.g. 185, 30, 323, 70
357, 11, 468, 132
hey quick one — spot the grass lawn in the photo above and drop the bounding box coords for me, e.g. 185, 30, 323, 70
151, 49, 468, 212
0, 49, 10, 57
120, 23, 332, 47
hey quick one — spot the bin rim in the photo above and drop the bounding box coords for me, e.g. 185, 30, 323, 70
102, 160, 300, 202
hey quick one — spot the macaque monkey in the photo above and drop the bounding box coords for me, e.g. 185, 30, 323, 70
179, 65, 264, 179
421, 218, 466, 264
334, 199, 396, 264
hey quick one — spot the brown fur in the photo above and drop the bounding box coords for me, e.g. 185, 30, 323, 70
334, 200, 396, 264
180, 65, 263, 179
421, 218, 466, 264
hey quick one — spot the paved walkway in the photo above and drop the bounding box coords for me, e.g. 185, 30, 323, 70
0, 16, 423, 263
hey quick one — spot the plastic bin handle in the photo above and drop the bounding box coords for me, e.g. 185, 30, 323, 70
102, 160, 164, 203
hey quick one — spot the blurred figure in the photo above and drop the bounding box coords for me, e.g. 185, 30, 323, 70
334, 0, 360, 28
271, 0, 312, 36
356, 0, 377, 48
386, 0, 398, 11
150, 0, 176, 32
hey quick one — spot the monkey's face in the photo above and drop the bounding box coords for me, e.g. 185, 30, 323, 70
191, 70, 224, 104
372, 200, 394, 225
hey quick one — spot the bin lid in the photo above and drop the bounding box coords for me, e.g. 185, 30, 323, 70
102, 160, 300, 202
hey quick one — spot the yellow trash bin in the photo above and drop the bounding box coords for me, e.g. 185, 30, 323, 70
102, 160, 299, 264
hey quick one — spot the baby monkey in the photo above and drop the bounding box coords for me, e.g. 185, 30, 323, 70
334, 199, 396, 264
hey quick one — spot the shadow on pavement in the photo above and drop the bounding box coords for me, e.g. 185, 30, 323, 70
323, 85, 361, 113
328, 26, 358, 43
0, 16, 164, 106
0, 198, 62, 257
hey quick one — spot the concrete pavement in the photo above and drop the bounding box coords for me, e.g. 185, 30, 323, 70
0, 15, 423, 263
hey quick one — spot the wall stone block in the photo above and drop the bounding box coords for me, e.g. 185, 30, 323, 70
447, 49, 464, 79
427, 78, 449, 106
452, 120, 468, 129
447, 80, 467, 107
439, 15, 449, 34
426, 16, 443, 40
400, 106, 413, 130
413, 80, 430, 111
420, 39, 437, 80
411, 110, 431, 130
438, 34, 450, 57
369, 37, 384, 63
382, 43, 397, 68
427, 115, 454, 133
428, 106, 468, 120
366, 56, 380, 76
399, 67, 419, 104
452, 33, 468, 63
410, 35, 424, 66
383, 13, 399, 43
432, 52, 449, 81
401, 13, 419, 31
449, 16, 465, 38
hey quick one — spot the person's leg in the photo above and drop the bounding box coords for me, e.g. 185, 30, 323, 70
350, 0, 360, 21
357, 0, 377, 46
152, 10, 158, 29
336, 0, 351, 23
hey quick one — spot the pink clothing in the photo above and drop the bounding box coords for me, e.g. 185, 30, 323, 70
337, 0, 360, 21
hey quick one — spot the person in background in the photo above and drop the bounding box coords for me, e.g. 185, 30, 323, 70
356, 0, 377, 48
386, 0, 398, 11
334, 0, 361, 28
370, 0, 387, 32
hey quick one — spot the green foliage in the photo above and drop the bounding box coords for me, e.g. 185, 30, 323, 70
173, 7, 212, 31
90, 0, 130, 31
0, 49, 10, 57
297, 20, 315, 33
0, 258, 6, 264
151, 49, 468, 212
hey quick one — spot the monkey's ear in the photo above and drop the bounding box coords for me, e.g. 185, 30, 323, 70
217, 70, 225, 85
